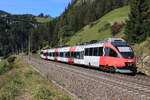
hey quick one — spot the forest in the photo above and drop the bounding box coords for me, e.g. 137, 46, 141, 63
0, 0, 150, 56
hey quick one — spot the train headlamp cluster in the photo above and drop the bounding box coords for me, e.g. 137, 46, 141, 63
125, 62, 134, 67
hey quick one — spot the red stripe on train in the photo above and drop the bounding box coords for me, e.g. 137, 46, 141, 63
55, 48, 58, 52
69, 47, 76, 52
99, 56, 136, 67
68, 58, 74, 63
54, 57, 58, 60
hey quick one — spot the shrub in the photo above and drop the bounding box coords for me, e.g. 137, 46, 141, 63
89, 23, 95, 28
0, 56, 16, 75
110, 21, 124, 35
0, 62, 13, 75
7, 56, 16, 63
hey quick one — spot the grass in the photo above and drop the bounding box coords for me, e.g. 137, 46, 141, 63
0, 61, 5, 67
31, 53, 40, 58
66, 6, 130, 46
35, 17, 53, 23
0, 56, 72, 100
0, 56, 16, 75
134, 37, 150, 55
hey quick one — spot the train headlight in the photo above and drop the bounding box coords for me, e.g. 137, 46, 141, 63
125, 62, 134, 67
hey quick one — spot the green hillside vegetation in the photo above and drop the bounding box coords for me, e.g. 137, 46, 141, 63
35, 17, 53, 23
134, 37, 150, 55
66, 6, 130, 45
0, 56, 72, 100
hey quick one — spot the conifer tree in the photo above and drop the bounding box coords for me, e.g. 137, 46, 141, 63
125, 0, 150, 43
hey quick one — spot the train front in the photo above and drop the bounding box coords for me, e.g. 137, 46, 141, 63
111, 40, 137, 74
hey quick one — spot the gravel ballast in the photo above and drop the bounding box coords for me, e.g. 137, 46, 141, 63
23, 56, 150, 100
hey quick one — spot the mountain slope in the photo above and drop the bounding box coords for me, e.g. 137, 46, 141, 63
0, 10, 9, 16
66, 6, 129, 45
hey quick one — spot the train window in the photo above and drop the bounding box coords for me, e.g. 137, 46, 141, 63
109, 48, 118, 57
57, 52, 59, 57
43, 53, 46, 56
71, 52, 74, 58
74, 52, 77, 58
44, 52, 48, 56
56, 53, 58, 57
77, 52, 80, 59
40, 51, 43, 54
89, 48, 93, 56
93, 48, 98, 56
104, 47, 109, 56
85, 48, 89, 56
61, 53, 62, 57
98, 47, 103, 56
52, 52, 55, 57
60, 52, 63, 57
66, 52, 69, 58
73, 52, 83, 59
49, 53, 51, 56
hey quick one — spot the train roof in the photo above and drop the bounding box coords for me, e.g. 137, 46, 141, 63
42, 38, 126, 50
80, 38, 126, 46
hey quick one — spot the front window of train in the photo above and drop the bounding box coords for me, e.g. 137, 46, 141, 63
111, 42, 134, 59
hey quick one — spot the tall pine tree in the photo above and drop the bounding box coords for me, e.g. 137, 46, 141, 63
125, 0, 150, 43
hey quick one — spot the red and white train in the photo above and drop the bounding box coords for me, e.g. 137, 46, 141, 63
40, 38, 137, 74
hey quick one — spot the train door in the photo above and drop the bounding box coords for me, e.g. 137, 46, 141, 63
84, 47, 100, 67
100, 47, 123, 67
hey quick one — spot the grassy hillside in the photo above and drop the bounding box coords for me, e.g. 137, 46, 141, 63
66, 6, 130, 45
0, 56, 72, 100
35, 17, 53, 23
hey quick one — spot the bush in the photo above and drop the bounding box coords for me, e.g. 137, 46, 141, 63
110, 21, 124, 35
0, 62, 13, 75
7, 56, 16, 63
89, 23, 95, 28
0, 56, 16, 75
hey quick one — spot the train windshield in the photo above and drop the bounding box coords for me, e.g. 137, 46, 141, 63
111, 42, 134, 59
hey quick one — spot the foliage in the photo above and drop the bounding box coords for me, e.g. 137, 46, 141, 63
7, 56, 16, 63
66, 6, 129, 45
35, 17, 53, 23
134, 37, 150, 55
110, 21, 124, 35
0, 56, 16, 75
31, 0, 127, 49
0, 14, 35, 56
125, 0, 150, 43
0, 57, 72, 100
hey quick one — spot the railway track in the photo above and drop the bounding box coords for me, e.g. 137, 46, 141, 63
23, 56, 150, 100
43, 58, 150, 87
